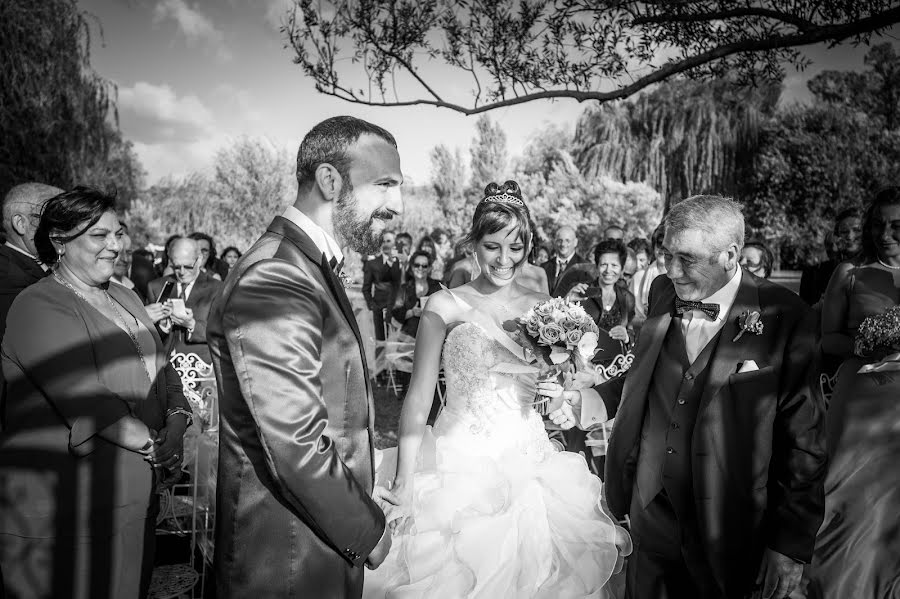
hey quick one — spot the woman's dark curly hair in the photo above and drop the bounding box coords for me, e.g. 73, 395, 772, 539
35, 186, 117, 266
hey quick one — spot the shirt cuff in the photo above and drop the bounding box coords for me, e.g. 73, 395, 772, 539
579, 388, 608, 430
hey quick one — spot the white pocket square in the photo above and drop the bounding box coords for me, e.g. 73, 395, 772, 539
737, 360, 759, 373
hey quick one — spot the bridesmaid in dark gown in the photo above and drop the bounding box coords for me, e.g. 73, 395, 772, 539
809, 187, 900, 599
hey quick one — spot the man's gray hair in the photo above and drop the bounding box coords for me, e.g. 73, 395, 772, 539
664, 195, 745, 251
2, 183, 62, 235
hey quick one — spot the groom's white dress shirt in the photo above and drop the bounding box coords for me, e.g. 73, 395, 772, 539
281, 205, 344, 264
579, 267, 742, 429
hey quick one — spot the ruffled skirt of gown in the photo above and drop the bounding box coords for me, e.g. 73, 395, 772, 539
363, 417, 628, 599
807, 358, 900, 598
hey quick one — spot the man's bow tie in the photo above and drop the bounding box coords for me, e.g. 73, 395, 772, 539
328, 256, 344, 276
674, 297, 720, 320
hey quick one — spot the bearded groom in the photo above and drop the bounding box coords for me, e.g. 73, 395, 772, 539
550, 195, 828, 599
209, 117, 403, 598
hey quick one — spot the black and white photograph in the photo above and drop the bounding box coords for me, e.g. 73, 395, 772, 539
2, 1, 900, 598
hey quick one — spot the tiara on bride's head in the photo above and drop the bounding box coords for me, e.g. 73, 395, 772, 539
482, 192, 525, 207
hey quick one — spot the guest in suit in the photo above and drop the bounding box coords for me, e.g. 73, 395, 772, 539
393, 251, 442, 337
209, 116, 400, 598
0, 183, 60, 343
146, 237, 222, 364
130, 249, 157, 301
541, 225, 587, 296
548, 195, 827, 599
188, 231, 228, 281
362, 231, 401, 342
110, 230, 141, 298
0, 187, 191, 599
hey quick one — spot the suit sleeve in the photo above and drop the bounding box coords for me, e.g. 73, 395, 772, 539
362, 261, 374, 310
3, 297, 132, 450
581, 375, 627, 428
186, 284, 220, 344
222, 261, 385, 566
765, 305, 828, 562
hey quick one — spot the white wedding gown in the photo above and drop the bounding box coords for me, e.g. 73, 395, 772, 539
364, 303, 630, 599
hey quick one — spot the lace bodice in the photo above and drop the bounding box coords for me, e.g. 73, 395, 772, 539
437, 321, 554, 459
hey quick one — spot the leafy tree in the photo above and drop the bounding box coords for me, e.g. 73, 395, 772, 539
574, 78, 780, 211
284, 0, 899, 115
469, 115, 508, 188
429, 144, 469, 236
0, 0, 143, 207
127, 138, 292, 250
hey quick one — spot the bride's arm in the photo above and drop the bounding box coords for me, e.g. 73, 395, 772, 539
391, 292, 452, 498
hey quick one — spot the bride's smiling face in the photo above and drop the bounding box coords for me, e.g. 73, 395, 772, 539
476, 224, 526, 287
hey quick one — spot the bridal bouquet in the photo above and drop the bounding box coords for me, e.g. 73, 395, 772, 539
854, 305, 900, 358
514, 298, 600, 414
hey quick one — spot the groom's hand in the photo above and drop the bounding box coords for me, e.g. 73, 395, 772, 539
365, 486, 400, 570
538, 381, 582, 430
365, 524, 392, 570
753, 548, 802, 599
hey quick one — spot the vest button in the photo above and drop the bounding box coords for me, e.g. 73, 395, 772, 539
671, 422, 680, 429
677, 398, 686, 405
666, 447, 675, 454
684, 372, 694, 380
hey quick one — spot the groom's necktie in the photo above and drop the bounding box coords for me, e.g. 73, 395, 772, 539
674, 297, 720, 320
328, 256, 344, 276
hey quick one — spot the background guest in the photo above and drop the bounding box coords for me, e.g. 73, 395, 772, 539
630, 223, 667, 330
800, 209, 862, 306
147, 237, 223, 364
627, 237, 651, 272
416, 235, 442, 281
221, 246, 242, 272
130, 249, 157, 303
363, 231, 401, 346
622, 247, 638, 287
189, 231, 228, 281
740, 239, 775, 279
603, 224, 625, 241
533, 244, 551, 265
110, 230, 140, 297
0, 183, 60, 344
0, 186, 190, 599
392, 251, 441, 338
446, 240, 477, 288
809, 187, 900, 598
542, 225, 587, 297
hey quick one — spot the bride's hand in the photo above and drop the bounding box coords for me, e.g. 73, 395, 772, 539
386, 479, 413, 530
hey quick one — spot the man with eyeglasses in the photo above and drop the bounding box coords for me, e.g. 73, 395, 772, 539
0, 183, 62, 345
146, 236, 222, 363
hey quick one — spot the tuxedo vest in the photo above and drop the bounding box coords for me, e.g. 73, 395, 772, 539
635, 316, 721, 518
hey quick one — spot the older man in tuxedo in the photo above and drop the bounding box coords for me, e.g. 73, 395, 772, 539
541, 225, 587, 297
146, 237, 222, 363
208, 116, 402, 598
549, 195, 828, 599
362, 230, 401, 343
0, 183, 60, 343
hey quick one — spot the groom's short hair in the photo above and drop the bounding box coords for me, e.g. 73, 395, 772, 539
296, 116, 397, 188
665, 195, 745, 251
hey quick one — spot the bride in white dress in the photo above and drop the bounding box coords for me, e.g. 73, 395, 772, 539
364, 181, 630, 599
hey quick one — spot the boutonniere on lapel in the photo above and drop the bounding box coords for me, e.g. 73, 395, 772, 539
337, 269, 354, 289
733, 310, 763, 342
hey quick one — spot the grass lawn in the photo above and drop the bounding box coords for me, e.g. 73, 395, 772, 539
373, 384, 403, 449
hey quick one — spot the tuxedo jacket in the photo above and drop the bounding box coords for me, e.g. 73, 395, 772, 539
595, 272, 827, 596
0, 244, 47, 343
208, 216, 383, 599
541, 253, 587, 297
362, 255, 401, 310
146, 271, 222, 362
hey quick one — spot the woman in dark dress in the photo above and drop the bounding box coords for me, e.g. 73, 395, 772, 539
807, 187, 900, 599
0, 187, 192, 599
392, 251, 442, 338
566, 239, 636, 369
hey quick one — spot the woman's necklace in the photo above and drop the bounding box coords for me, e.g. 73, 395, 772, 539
53, 272, 153, 383
877, 258, 900, 270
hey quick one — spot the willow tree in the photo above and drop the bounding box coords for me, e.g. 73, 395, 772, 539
0, 0, 143, 206
573, 79, 780, 210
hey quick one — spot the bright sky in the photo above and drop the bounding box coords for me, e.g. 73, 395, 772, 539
79, 0, 898, 187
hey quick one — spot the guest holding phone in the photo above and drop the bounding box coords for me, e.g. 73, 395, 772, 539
566, 239, 636, 366
392, 251, 441, 338
145, 237, 222, 364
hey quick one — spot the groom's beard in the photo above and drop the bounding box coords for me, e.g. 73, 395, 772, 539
334, 186, 393, 255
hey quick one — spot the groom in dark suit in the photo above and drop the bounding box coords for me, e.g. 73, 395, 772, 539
550, 195, 828, 599
208, 116, 403, 599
